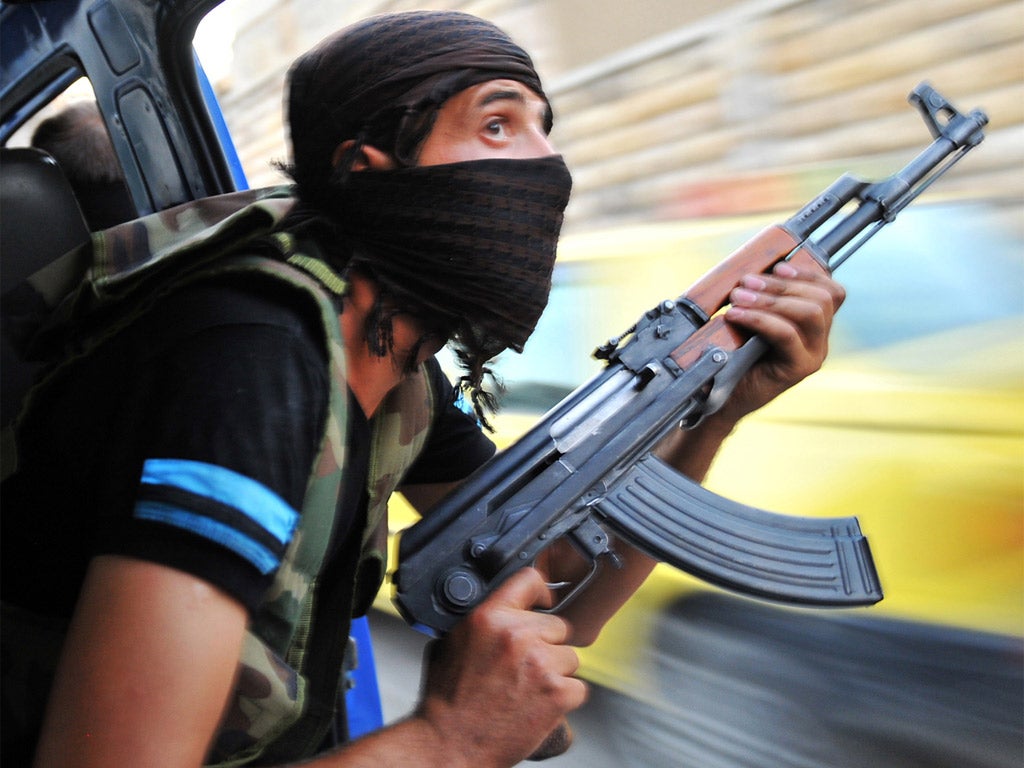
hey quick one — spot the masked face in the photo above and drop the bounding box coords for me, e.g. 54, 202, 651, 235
325, 152, 572, 425
331, 76, 570, 353
286, 11, 573, 419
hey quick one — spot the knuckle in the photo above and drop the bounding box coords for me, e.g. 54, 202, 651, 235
564, 677, 589, 708
833, 282, 848, 307
522, 646, 554, 678
804, 300, 827, 326
465, 600, 507, 636
545, 614, 571, 641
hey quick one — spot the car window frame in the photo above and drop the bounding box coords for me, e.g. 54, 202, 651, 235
1, 0, 240, 215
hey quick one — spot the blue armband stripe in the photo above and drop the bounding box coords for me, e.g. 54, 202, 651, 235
134, 501, 280, 574
139, 458, 299, 544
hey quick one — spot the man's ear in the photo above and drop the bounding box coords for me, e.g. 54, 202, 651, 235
331, 141, 397, 171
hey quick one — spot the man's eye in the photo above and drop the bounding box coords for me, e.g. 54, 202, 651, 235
485, 119, 508, 138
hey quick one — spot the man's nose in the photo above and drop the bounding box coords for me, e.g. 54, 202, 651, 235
523, 127, 557, 158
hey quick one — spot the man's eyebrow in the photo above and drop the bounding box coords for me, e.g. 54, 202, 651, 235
478, 88, 527, 107
477, 88, 552, 129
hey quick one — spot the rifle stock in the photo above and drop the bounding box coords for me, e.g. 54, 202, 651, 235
393, 83, 987, 636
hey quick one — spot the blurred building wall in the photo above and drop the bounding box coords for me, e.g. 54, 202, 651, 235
208, 0, 1023, 233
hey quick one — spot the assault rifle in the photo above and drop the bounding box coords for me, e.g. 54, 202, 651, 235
394, 83, 988, 635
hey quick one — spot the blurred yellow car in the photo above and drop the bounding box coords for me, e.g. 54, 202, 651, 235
377, 200, 1022, 765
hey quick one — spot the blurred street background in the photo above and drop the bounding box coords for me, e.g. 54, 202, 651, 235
200, 0, 1021, 229
196, 2, 1023, 766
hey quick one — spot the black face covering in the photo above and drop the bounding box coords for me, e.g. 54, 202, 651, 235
322, 155, 572, 360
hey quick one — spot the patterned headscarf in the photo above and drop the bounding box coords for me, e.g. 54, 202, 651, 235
287, 10, 551, 193
282, 11, 573, 420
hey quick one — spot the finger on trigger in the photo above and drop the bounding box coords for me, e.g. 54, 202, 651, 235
490, 567, 552, 611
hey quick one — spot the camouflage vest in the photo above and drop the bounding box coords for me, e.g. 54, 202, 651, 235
2, 189, 434, 765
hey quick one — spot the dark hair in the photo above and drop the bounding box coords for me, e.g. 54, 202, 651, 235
31, 100, 135, 229
31, 101, 124, 185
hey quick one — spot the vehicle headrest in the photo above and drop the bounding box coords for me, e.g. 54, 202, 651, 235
1, 146, 93, 427
1, 146, 91, 294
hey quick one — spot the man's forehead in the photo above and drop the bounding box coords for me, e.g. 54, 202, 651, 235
473, 79, 542, 99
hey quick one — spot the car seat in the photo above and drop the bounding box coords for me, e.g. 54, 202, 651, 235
1, 147, 91, 425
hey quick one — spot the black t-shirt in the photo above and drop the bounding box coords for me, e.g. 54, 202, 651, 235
1, 273, 494, 617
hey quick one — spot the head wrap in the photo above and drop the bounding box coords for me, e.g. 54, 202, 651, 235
281, 11, 572, 421
287, 10, 551, 197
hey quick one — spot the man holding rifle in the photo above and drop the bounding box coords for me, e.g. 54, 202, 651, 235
2, 10, 842, 767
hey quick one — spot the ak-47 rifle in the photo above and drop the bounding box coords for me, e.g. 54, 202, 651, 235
394, 83, 988, 635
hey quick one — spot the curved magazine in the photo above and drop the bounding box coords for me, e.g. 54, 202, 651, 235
598, 454, 882, 606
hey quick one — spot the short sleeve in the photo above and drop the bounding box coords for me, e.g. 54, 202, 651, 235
96, 275, 333, 611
